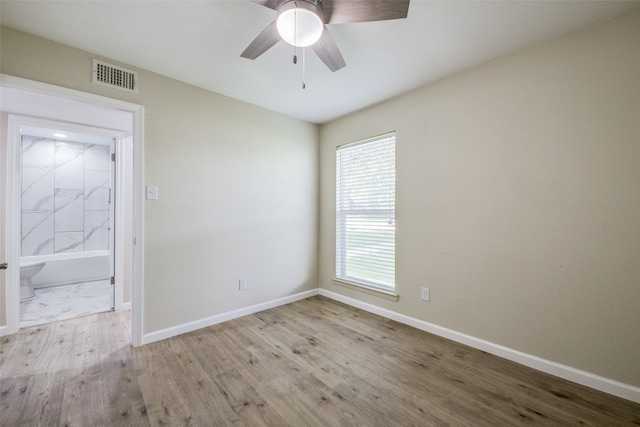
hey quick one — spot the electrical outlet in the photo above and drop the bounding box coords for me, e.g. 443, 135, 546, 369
421, 287, 430, 302
239, 278, 247, 291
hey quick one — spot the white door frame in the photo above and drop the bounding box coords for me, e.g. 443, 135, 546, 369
1, 74, 144, 346
8, 116, 125, 310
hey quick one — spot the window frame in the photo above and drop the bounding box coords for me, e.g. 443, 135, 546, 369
335, 132, 396, 294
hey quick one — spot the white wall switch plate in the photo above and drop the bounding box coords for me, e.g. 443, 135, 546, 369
421, 287, 430, 301
239, 278, 247, 290
146, 185, 158, 200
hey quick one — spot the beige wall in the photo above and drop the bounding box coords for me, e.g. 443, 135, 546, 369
319, 12, 640, 387
0, 27, 319, 333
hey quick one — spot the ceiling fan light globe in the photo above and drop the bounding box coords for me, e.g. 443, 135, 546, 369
276, 4, 324, 47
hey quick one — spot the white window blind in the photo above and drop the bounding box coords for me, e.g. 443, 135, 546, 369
336, 132, 395, 292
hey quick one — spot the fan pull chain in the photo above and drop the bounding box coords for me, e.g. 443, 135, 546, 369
302, 47, 306, 89
289, 1, 305, 89
292, 2, 298, 65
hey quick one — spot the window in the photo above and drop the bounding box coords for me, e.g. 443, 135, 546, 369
336, 132, 395, 293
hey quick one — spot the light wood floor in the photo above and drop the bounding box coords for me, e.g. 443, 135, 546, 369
1, 296, 639, 426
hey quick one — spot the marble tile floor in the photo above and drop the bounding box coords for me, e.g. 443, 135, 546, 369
20, 280, 113, 328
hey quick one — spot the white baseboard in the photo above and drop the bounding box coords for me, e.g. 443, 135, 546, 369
319, 289, 640, 404
118, 301, 132, 312
142, 289, 319, 345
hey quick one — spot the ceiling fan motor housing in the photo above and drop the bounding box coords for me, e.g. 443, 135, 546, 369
277, 0, 325, 18
276, 0, 326, 47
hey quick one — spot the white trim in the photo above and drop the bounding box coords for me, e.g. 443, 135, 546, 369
4, 116, 20, 335
130, 107, 144, 347
0, 74, 144, 346
120, 301, 131, 312
332, 277, 399, 301
113, 135, 125, 312
336, 131, 396, 150
1, 74, 140, 114
8, 116, 126, 314
142, 289, 319, 345
318, 288, 640, 404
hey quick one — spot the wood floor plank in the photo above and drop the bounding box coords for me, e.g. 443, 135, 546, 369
0, 334, 17, 367
136, 361, 194, 425
60, 367, 107, 426
101, 351, 150, 426
259, 375, 351, 427
0, 375, 31, 425
160, 334, 242, 426
2, 296, 639, 426
241, 324, 374, 426
244, 307, 455, 425
98, 313, 149, 426
180, 328, 245, 378
297, 296, 640, 425
16, 371, 67, 426
214, 369, 290, 427
1, 323, 54, 377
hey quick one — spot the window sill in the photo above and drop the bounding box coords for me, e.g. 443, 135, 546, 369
332, 278, 400, 302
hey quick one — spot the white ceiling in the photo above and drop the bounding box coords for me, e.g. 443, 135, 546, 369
1, 0, 639, 124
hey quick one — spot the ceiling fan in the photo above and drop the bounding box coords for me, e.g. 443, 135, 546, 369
241, 0, 411, 72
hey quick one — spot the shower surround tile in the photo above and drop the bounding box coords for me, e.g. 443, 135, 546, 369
84, 211, 110, 250
20, 280, 112, 328
55, 231, 84, 253
84, 170, 111, 211
21, 165, 55, 210
84, 229, 109, 251
21, 135, 112, 256
22, 136, 54, 166
54, 188, 84, 231
54, 141, 84, 189
85, 143, 110, 171
21, 211, 54, 256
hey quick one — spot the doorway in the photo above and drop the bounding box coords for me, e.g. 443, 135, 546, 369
1, 75, 144, 346
16, 119, 119, 327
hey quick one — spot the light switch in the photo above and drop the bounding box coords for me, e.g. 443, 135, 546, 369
146, 185, 158, 200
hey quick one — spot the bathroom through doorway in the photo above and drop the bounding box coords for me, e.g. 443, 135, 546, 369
16, 119, 119, 327
1, 75, 144, 345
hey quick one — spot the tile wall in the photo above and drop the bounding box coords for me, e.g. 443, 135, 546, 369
21, 135, 111, 256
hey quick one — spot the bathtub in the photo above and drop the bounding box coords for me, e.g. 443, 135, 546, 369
20, 250, 111, 289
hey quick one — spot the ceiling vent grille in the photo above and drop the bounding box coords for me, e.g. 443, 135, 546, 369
92, 59, 138, 93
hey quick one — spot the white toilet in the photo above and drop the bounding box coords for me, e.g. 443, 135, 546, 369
20, 262, 45, 300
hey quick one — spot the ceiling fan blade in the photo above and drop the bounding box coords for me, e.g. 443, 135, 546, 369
325, 0, 410, 24
311, 28, 346, 72
250, 0, 279, 10
241, 20, 280, 60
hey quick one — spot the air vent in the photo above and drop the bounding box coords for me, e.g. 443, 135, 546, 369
92, 59, 138, 93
